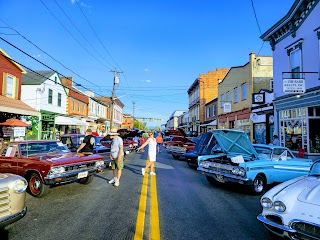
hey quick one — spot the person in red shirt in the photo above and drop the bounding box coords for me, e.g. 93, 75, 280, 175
155, 134, 163, 153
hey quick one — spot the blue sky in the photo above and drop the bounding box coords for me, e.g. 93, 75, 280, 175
0, 0, 295, 128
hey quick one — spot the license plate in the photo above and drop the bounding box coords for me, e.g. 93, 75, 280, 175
77, 171, 88, 179
215, 174, 224, 183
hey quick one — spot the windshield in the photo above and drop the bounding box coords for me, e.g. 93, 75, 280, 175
20, 142, 70, 156
310, 162, 320, 176
254, 147, 272, 159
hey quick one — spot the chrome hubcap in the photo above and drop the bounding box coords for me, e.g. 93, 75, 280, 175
254, 179, 263, 192
34, 179, 41, 190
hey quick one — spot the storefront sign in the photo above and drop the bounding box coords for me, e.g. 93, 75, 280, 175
252, 93, 265, 104
282, 79, 305, 94
14, 127, 26, 137
223, 103, 231, 113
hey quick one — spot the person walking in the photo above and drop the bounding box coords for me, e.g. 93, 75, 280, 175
108, 128, 124, 187
137, 132, 157, 175
76, 128, 95, 154
155, 133, 163, 153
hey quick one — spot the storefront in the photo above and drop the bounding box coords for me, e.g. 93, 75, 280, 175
275, 88, 320, 159
199, 120, 217, 132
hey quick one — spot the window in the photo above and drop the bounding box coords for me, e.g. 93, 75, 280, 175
233, 87, 238, 103
54, 76, 57, 84
206, 106, 210, 118
270, 80, 274, 92
241, 83, 246, 100
290, 48, 301, 79
72, 100, 75, 111
226, 91, 230, 103
48, 89, 53, 104
221, 94, 224, 108
5, 75, 14, 97
58, 93, 61, 107
78, 102, 80, 112
213, 105, 216, 116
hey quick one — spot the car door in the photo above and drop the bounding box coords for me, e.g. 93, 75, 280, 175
0, 144, 19, 174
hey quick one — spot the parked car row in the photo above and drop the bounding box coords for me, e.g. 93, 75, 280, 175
164, 129, 319, 240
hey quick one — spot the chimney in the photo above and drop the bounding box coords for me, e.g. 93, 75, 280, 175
61, 77, 73, 87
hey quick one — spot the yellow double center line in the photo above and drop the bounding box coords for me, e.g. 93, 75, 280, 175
134, 163, 160, 239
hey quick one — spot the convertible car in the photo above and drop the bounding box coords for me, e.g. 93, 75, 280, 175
197, 129, 313, 194
257, 160, 320, 239
0, 140, 104, 197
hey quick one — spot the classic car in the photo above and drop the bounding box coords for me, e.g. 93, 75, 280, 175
0, 173, 27, 229
60, 134, 111, 154
99, 135, 138, 154
168, 137, 199, 160
197, 129, 313, 194
185, 132, 219, 168
0, 140, 105, 197
257, 160, 320, 240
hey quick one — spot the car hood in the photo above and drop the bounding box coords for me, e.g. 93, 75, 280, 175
297, 177, 320, 206
212, 129, 258, 158
26, 152, 103, 164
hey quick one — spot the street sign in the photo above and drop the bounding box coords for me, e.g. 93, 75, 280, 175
282, 79, 305, 93
223, 102, 231, 113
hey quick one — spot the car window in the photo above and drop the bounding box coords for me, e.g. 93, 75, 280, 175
20, 142, 70, 156
254, 147, 272, 160
272, 148, 292, 160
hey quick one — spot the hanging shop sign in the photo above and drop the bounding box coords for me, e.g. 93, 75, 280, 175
282, 79, 305, 94
14, 127, 26, 137
252, 93, 265, 104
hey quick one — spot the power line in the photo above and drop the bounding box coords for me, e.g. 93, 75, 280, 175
0, 18, 101, 88
249, 0, 264, 55
38, 0, 113, 71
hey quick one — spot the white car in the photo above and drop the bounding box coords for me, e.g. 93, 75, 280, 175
257, 160, 320, 239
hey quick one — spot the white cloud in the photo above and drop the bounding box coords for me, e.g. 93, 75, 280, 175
145, 80, 151, 83
144, 68, 149, 72
70, 0, 77, 4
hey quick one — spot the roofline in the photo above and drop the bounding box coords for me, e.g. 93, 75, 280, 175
0, 48, 27, 74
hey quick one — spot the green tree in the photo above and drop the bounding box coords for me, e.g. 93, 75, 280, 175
26, 116, 39, 140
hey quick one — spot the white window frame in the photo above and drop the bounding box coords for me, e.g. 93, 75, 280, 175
58, 93, 61, 107
289, 48, 302, 79
48, 89, 53, 104
6, 75, 14, 98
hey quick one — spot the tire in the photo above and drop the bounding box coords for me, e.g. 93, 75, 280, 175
28, 173, 49, 198
251, 175, 266, 195
187, 161, 196, 169
172, 154, 180, 160
79, 175, 94, 185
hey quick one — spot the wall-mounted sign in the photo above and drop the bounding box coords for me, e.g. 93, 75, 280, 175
223, 102, 231, 113
252, 93, 265, 104
283, 79, 305, 94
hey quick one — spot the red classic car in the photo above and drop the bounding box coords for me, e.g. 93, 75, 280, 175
166, 137, 199, 159
0, 140, 104, 198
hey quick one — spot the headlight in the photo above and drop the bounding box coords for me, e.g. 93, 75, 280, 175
199, 161, 209, 168
238, 167, 246, 177
13, 179, 28, 193
232, 167, 239, 175
49, 166, 65, 175
95, 160, 104, 167
274, 201, 286, 212
261, 197, 273, 209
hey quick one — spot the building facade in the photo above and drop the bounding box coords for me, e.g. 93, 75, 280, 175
217, 53, 273, 140
261, 0, 320, 158
200, 97, 218, 132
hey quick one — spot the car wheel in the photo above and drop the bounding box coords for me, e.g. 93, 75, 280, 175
251, 175, 265, 194
172, 154, 180, 160
28, 173, 49, 198
79, 175, 94, 185
206, 175, 216, 184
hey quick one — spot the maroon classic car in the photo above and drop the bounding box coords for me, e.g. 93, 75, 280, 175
0, 140, 105, 198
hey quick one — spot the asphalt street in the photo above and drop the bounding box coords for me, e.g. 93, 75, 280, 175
1, 147, 273, 240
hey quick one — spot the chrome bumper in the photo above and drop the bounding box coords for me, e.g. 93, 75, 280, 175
257, 214, 296, 233
197, 167, 252, 185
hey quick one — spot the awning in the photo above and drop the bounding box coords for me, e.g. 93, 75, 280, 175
55, 116, 88, 126
0, 95, 39, 117
200, 119, 217, 127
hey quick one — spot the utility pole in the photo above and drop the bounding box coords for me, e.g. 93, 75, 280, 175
132, 101, 135, 129
110, 69, 123, 130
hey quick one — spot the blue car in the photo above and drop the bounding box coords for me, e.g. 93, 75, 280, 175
197, 129, 313, 194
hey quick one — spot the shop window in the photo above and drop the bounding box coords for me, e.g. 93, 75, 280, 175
48, 89, 53, 104
241, 83, 246, 100
234, 87, 238, 103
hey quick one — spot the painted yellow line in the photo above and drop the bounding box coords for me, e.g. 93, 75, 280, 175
134, 168, 149, 240
150, 173, 160, 240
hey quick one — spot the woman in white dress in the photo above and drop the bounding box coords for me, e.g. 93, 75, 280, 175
137, 132, 157, 175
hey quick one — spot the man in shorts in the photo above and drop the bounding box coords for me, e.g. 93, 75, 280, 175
108, 128, 124, 187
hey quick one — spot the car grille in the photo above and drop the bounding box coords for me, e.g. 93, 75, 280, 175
265, 215, 284, 235
208, 166, 231, 175
0, 187, 11, 218
64, 162, 96, 171
291, 222, 320, 240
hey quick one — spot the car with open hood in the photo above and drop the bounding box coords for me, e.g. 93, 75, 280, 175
257, 160, 320, 239
0, 140, 104, 198
197, 129, 313, 194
